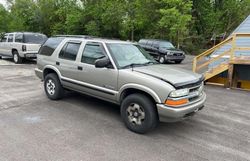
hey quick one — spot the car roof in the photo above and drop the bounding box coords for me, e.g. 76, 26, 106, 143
139, 39, 171, 43
5, 32, 46, 35
53, 36, 133, 44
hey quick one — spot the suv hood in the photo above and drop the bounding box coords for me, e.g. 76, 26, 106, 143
133, 65, 203, 88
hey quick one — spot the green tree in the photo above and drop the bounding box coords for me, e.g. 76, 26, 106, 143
0, 4, 9, 32
157, 0, 193, 48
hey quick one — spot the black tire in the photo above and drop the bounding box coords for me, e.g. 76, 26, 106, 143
159, 55, 166, 64
121, 94, 159, 134
175, 60, 182, 64
44, 73, 64, 100
13, 50, 22, 64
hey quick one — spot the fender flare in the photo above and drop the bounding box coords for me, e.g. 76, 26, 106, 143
43, 65, 62, 80
118, 83, 161, 103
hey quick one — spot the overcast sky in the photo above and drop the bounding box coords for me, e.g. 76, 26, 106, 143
0, 0, 7, 8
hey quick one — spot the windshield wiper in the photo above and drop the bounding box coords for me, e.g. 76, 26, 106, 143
121, 61, 158, 69
121, 63, 145, 69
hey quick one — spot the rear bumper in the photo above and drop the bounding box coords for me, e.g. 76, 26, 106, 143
35, 68, 43, 80
157, 93, 206, 122
20, 51, 38, 58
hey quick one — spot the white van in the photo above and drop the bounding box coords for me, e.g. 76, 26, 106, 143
0, 32, 47, 63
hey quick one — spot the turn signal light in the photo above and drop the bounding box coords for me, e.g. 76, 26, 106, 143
165, 98, 188, 106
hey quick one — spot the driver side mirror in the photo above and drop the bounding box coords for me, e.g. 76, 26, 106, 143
95, 57, 111, 68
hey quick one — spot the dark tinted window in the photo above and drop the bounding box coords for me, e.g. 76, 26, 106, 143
59, 42, 81, 61
39, 37, 64, 56
153, 41, 159, 48
8, 34, 13, 42
1, 34, 7, 42
146, 40, 153, 46
81, 43, 105, 65
23, 33, 47, 44
15, 34, 23, 43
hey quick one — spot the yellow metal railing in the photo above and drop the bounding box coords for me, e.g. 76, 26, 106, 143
193, 33, 250, 76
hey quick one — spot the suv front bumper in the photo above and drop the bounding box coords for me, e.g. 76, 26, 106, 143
165, 54, 185, 61
157, 92, 206, 122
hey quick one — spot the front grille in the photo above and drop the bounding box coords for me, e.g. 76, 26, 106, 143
187, 83, 204, 103
189, 86, 200, 93
173, 53, 183, 56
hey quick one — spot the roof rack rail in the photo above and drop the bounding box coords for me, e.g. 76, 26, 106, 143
54, 35, 94, 39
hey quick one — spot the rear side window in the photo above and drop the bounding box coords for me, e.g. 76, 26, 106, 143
23, 33, 47, 44
8, 34, 13, 42
146, 40, 153, 46
81, 43, 105, 65
153, 41, 159, 48
15, 34, 23, 43
59, 42, 81, 61
39, 38, 64, 56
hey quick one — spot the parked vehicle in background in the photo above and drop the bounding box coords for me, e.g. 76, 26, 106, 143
35, 35, 206, 134
138, 39, 185, 64
0, 32, 47, 63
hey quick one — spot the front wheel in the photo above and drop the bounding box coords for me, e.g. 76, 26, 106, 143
159, 55, 166, 64
13, 51, 22, 64
121, 94, 159, 134
44, 73, 64, 100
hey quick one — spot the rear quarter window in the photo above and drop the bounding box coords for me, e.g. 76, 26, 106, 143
15, 34, 23, 43
146, 40, 153, 46
39, 37, 64, 56
23, 33, 47, 44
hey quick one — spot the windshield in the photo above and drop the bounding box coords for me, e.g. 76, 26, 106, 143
107, 43, 157, 69
23, 33, 47, 44
160, 42, 175, 49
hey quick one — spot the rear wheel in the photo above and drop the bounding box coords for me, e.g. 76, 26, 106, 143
13, 50, 22, 64
44, 73, 64, 100
121, 94, 159, 134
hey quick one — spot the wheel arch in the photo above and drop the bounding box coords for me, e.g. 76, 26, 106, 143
119, 84, 161, 104
43, 65, 62, 80
11, 48, 18, 55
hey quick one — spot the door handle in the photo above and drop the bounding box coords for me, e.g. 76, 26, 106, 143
77, 66, 83, 70
56, 62, 60, 65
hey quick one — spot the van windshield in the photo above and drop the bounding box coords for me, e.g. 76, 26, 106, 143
23, 33, 47, 44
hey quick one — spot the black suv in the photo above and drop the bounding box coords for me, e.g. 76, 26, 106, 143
138, 39, 185, 64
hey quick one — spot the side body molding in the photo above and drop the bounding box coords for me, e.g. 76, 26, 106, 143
118, 83, 161, 103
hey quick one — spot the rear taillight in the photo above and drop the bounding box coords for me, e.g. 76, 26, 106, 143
22, 45, 26, 51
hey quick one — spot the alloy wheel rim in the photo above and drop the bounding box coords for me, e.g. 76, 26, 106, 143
127, 103, 145, 125
46, 79, 56, 95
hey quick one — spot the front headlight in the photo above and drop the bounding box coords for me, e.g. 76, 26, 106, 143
169, 88, 189, 98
